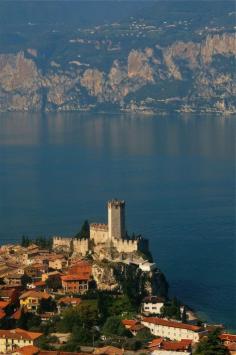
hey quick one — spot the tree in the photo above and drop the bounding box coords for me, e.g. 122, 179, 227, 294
21, 274, 32, 288
160, 298, 181, 320
21, 235, 30, 247
194, 329, 229, 355
181, 306, 188, 323
45, 277, 61, 291
102, 316, 130, 337
39, 298, 57, 313
75, 220, 90, 239
17, 310, 41, 330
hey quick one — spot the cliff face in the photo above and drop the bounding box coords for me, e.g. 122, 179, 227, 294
0, 33, 235, 114
91, 260, 168, 299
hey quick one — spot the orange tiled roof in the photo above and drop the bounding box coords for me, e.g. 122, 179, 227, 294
14, 345, 39, 355
0, 328, 42, 341
0, 300, 10, 309
148, 338, 163, 348
19, 290, 51, 300
93, 346, 123, 355
162, 339, 192, 351
122, 319, 138, 327
142, 317, 201, 332
12, 309, 22, 320
61, 273, 90, 282
220, 333, 236, 342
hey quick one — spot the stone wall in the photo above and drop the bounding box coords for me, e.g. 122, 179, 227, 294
90, 224, 109, 245
73, 238, 89, 256
53, 236, 72, 251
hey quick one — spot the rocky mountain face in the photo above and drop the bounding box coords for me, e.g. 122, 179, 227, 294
0, 32, 235, 114
92, 259, 168, 298
0, 1, 235, 114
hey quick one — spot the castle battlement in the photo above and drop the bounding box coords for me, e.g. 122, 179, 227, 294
90, 223, 108, 231
52, 199, 148, 257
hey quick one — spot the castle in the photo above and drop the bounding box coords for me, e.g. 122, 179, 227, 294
53, 199, 148, 256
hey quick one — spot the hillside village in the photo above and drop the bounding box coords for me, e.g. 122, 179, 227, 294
0, 200, 235, 355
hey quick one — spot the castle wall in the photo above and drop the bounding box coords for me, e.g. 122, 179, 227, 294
112, 238, 139, 253
53, 236, 72, 251
90, 224, 109, 245
73, 238, 89, 256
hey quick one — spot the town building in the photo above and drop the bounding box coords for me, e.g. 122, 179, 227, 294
142, 317, 206, 342
141, 296, 165, 315
61, 274, 89, 294
0, 328, 42, 353
19, 291, 52, 313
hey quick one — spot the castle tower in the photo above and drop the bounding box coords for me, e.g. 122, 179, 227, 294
108, 199, 126, 240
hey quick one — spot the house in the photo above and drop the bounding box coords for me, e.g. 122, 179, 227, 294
19, 290, 52, 313
11, 344, 39, 355
57, 297, 81, 313
0, 328, 42, 353
0, 287, 20, 305
148, 337, 192, 352
121, 319, 145, 336
142, 317, 206, 342
151, 351, 191, 355
48, 255, 68, 270
220, 333, 236, 354
61, 274, 89, 294
4, 274, 22, 286
141, 296, 165, 315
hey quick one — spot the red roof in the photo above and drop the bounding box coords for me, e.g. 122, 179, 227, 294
162, 339, 192, 351
142, 317, 201, 332
0, 300, 10, 309
148, 338, 163, 348
122, 319, 138, 327
0, 328, 42, 341
15, 345, 39, 355
61, 274, 89, 282
34, 281, 46, 287
220, 333, 236, 342
12, 309, 22, 320
0, 309, 6, 320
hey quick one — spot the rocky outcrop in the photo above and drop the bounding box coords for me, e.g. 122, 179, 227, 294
91, 260, 168, 298
0, 33, 235, 113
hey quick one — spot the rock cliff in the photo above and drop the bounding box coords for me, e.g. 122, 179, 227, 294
0, 31, 235, 113
91, 260, 168, 299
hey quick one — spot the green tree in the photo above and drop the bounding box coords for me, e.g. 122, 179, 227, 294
181, 306, 188, 323
21, 274, 32, 288
45, 277, 61, 291
161, 298, 181, 320
194, 329, 229, 355
75, 220, 90, 239
39, 298, 57, 313
21, 235, 30, 247
102, 316, 130, 337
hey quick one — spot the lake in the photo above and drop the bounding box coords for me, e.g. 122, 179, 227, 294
0, 112, 235, 330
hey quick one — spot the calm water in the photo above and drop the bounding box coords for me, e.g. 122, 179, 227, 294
0, 112, 235, 329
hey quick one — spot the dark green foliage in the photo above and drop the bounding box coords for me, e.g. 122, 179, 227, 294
194, 329, 230, 355
102, 316, 130, 337
17, 310, 41, 330
45, 276, 62, 291
21, 274, 32, 288
36, 334, 57, 350
157, 272, 169, 298
75, 220, 90, 239
39, 298, 57, 314
161, 298, 181, 320
21, 235, 52, 249
181, 306, 188, 323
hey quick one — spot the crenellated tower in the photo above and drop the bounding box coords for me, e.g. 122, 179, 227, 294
108, 199, 126, 240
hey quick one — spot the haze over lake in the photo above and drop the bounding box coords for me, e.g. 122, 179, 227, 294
0, 113, 235, 329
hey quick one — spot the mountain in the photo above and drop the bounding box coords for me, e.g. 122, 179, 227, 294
0, 0, 235, 114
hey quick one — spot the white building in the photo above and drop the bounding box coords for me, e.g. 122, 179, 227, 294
142, 296, 165, 315
0, 328, 42, 353
142, 317, 206, 342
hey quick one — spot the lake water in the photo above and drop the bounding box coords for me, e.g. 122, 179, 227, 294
0, 112, 235, 330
